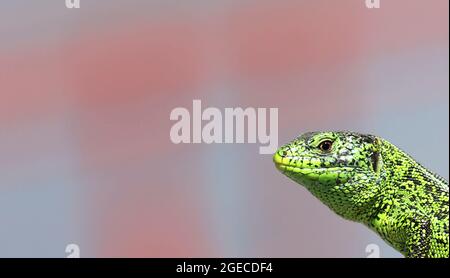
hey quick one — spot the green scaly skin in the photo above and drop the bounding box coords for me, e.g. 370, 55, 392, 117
273, 131, 449, 258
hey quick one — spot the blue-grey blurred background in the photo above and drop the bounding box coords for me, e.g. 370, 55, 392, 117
0, 0, 448, 257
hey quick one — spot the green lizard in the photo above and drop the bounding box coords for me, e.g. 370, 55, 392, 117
273, 131, 449, 258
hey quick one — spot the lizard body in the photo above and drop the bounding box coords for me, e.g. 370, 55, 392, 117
273, 131, 449, 258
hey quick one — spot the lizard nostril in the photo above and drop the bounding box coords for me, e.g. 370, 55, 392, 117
273, 150, 284, 165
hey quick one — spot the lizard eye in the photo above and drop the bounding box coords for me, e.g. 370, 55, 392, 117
318, 140, 333, 152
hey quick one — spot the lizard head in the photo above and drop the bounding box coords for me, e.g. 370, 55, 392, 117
273, 131, 383, 220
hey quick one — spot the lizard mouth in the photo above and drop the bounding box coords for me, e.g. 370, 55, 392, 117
275, 163, 354, 174
273, 153, 354, 174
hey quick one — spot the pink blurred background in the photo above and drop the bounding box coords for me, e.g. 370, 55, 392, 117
0, 0, 448, 257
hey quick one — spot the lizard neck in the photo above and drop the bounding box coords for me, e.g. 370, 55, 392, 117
367, 139, 449, 229
378, 139, 449, 203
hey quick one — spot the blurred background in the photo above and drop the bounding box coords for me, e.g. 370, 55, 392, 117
0, 0, 448, 257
